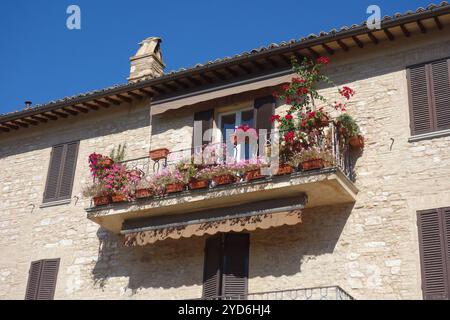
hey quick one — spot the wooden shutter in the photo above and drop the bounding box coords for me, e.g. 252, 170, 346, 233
254, 96, 275, 140
25, 261, 43, 300
193, 109, 214, 147
222, 233, 249, 298
25, 259, 60, 300
58, 142, 79, 199
43, 141, 79, 203
202, 235, 222, 299
417, 209, 450, 300
408, 58, 450, 135
430, 59, 450, 131
43, 145, 64, 202
408, 65, 433, 135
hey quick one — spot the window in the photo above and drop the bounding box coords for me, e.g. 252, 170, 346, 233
43, 141, 79, 203
218, 108, 255, 160
417, 207, 450, 300
202, 233, 249, 299
25, 259, 60, 300
407, 58, 450, 137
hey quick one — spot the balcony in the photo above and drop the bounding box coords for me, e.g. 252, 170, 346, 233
200, 286, 354, 300
86, 124, 358, 237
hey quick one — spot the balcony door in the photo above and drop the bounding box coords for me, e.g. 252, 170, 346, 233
218, 108, 255, 161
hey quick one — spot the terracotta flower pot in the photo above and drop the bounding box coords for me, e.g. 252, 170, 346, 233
188, 179, 209, 190
111, 193, 127, 203
349, 135, 365, 148
301, 159, 324, 171
149, 148, 170, 161
212, 174, 236, 186
243, 169, 264, 181
135, 188, 153, 199
274, 164, 294, 176
165, 183, 185, 193
316, 115, 329, 128
338, 127, 348, 137
102, 158, 114, 167
93, 195, 110, 206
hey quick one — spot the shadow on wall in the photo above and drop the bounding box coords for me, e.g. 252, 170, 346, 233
91, 203, 353, 293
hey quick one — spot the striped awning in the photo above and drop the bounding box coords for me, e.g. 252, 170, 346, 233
122, 195, 306, 247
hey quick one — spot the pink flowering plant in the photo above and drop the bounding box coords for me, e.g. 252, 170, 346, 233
87, 152, 142, 201
150, 168, 185, 194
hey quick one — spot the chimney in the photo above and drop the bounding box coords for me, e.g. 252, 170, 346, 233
128, 37, 165, 83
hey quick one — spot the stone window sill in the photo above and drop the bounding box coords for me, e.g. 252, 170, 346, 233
408, 129, 450, 143
40, 198, 71, 209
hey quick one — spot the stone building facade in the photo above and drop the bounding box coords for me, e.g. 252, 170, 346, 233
1, 4, 450, 300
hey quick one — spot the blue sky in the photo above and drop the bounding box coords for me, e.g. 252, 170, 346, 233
0, 0, 434, 114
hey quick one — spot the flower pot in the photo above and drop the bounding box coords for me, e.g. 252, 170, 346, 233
243, 169, 264, 181
212, 174, 236, 186
316, 115, 329, 128
274, 163, 294, 176
188, 179, 209, 190
301, 159, 324, 171
111, 193, 127, 203
135, 188, 153, 199
149, 148, 170, 161
102, 158, 114, 167
165, 183, 185, 193
349, 135, 364, 148
338, 127, 348, 137
93, 195, 110, 206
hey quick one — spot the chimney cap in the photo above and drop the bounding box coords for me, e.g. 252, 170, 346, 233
25, 101, 33, 108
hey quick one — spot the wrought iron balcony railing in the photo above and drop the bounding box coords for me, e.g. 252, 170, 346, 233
120, 122, 354, 181
200, 286, 354, 300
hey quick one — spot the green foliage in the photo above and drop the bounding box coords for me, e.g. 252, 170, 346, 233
109, 144, 127, 162
335, 114, 360, 137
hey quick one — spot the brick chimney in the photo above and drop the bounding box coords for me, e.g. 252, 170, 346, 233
128, 37, 165, 83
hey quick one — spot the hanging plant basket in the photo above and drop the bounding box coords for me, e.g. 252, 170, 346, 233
301, 159, 324, 171
349, 135, 365, 148
317, 115, 330, 128
243, 169, 264, 181
213, 174, 236, 186
274, 163, 294, 176
338, 126, 348, 137
188, 179, 209, 190
93, 195, 110, 206
135, 188, 153, 199
165, 183, 185, 193
149, 148, 170, 161
111, 193, 127, 203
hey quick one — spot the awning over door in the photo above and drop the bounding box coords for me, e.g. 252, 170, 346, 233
122, 195, 306, 247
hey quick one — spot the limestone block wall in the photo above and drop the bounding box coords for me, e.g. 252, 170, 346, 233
0, 29, 450, 300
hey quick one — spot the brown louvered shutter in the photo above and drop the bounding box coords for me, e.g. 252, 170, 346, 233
408, 64, 433, 135
43, 141, 79, 203
408, 58, 450, 136
25, 258, 60, 300
417, 209, 449, 300
254, 96, 275, 141
36, 259, 60, 300
430, 59, 450, 131
193, 109, 214, 148
202, 235, 222, 299
221, 233, 249, 298
25, 261, 43, 300
43, 145, 64, 202
58, 142, 79, 199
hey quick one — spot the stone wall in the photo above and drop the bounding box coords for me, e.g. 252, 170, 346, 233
1, 29, 450, 299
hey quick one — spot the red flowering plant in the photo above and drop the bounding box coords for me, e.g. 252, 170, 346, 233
271, 56, 359, 158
